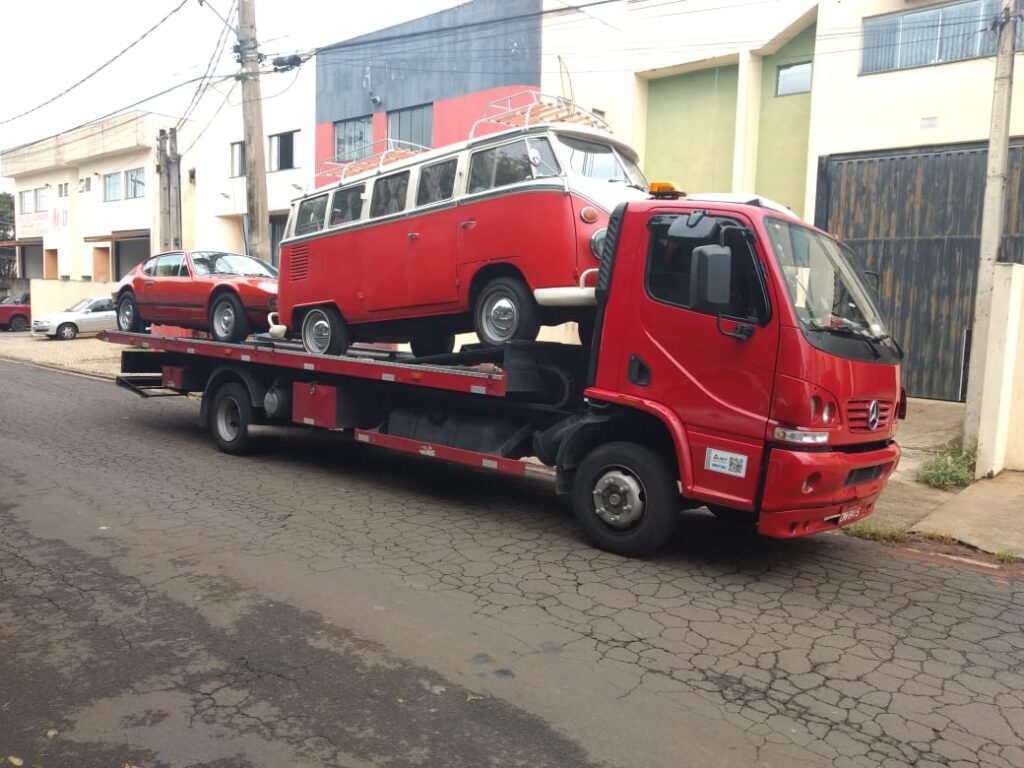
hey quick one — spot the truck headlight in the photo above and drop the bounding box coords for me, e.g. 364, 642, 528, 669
774, 428, 829, 445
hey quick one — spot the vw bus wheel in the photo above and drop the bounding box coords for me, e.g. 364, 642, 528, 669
473, 277, 540, 346
300, 306, 350, 355
572, 442, 679, 556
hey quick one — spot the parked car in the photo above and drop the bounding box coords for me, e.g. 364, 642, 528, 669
274, 93, 647, 356
31, 297, 116, 340
0, 292, 31, 331
112, 250, 278, 343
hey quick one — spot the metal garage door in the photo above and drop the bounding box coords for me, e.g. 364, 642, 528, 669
814, 141, 1024, 401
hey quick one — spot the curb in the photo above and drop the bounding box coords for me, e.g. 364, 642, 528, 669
0, 354, 118, 382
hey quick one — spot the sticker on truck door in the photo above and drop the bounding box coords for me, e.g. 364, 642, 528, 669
704, 448, 748, 478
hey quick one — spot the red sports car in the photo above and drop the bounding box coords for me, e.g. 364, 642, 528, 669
113, 250, 278, 343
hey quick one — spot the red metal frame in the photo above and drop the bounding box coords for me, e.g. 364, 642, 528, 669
98, 331, 506, 397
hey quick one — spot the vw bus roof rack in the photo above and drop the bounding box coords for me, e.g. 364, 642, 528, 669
469, 91, 612, 139
319, 138, 431, 182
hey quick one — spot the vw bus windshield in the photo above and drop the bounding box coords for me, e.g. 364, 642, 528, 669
765, 217, 889, 341
556, 134, 647, 189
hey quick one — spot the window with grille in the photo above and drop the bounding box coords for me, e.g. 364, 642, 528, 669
387, 104, 433, 149
125, 168, 145, 199
334, 116, 372, 161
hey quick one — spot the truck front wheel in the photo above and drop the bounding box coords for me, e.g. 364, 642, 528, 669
572, 442, 679, 556
210, 382, 254, 454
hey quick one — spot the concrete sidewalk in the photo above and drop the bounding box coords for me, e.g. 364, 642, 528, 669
912, 471, 1024, 556
0, 332, 121, 378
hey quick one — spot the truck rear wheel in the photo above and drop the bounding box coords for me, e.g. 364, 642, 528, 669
572, 442, 679, 556
301, 306, 350, 355
474, 277, 540, 346
210, 382, 254, 454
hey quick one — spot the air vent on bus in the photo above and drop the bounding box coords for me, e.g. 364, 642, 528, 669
290, 244, 310, 281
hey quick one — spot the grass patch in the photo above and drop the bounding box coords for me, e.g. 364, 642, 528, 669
916, 531, 957, 545
844, 522, 910, 544
995, 550, 1018, 564
919, 440, 977, 491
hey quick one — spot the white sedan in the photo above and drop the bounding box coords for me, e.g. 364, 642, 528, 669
31, 297, 117, 340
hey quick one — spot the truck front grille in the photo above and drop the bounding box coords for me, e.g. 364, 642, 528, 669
847, 399, 893, 432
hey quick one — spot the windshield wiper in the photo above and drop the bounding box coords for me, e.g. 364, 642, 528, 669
806, 325, 881, 359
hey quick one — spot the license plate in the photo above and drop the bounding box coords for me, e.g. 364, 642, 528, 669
838, 504, 867, 525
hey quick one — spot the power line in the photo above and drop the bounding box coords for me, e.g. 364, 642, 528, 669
183, 81, 239, 154
0, 0, 193, 128
178, 0, 238, 131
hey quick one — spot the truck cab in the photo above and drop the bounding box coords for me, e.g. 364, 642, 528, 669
569, 191, 902, 546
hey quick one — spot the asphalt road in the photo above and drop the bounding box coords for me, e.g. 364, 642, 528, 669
2, 359, 1023, 768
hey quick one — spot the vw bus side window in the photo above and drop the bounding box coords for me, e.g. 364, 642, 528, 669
468, 138, 559, 194
416, 158, 458, 206
370, 171, 410, 218
295, 194, 329, 236
330, 184, 365, 227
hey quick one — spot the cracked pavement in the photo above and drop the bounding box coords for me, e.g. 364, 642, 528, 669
1, 359, 1023, 767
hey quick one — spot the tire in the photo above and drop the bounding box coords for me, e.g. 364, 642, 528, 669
572, 441, 680, 556
473, 277, 540, 346
210, 382, 254, 454
117, 292, 143, 332
56, 323, 78, 341
300, 306, 350, 355
209, 292, 251, 344
410, 331, 456, 357
9, 315, 27, 332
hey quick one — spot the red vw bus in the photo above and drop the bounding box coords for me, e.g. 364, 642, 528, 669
274, 96, 648, 356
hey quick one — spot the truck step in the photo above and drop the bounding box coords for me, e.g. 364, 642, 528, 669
115, 375, 188, 398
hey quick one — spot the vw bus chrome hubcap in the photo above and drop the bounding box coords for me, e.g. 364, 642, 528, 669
303, 311, 331, 353
215, 303, 235, 336
592, 469, 645, 529
482, 296, 517, 341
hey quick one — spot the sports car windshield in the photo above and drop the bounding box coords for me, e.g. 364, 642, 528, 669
191, 251, 278, 278
765, 217, 889, 340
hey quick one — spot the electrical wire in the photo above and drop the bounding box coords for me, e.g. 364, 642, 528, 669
0, 0, 192, 127
177, 0, 238, 131
183, 81, 240, 154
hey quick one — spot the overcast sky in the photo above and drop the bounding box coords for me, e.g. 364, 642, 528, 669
0, 0, 462, 189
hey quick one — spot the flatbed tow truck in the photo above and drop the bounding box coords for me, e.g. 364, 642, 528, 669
102, 196, 904, 556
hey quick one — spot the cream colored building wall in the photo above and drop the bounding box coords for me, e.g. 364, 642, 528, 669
805, 0, 1024, 221
540, 0, 816, 165
29, 278, 114, 318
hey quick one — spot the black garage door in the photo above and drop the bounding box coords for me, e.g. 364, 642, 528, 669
815, 140, 1024, 401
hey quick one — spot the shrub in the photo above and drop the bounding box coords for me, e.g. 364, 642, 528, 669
919, 441, 977, 491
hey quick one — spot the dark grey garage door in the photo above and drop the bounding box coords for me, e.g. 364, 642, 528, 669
815, 141, 1024, 401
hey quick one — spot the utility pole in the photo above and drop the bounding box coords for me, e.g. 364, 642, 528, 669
964, 0, 1018, 449
235, 0, 271, 263
156, 127, 182, 252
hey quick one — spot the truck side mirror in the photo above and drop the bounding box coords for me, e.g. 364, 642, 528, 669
689, 244, 732, 308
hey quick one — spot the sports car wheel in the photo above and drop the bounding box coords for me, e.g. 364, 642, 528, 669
210, 292, 251, 344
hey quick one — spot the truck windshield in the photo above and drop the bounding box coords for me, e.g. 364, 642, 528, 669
765, 217, 889, 341
556, 134, 646, 189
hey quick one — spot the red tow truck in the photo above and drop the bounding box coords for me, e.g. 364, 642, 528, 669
103, 192, 904, 556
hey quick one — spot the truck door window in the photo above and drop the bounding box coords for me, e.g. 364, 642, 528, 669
370, 171, 410, 217
646, 216, 768, 321
295, 194, 329, 236
416, 158, 458, 206
329, 184, 365, 227
468, 138, 559, 194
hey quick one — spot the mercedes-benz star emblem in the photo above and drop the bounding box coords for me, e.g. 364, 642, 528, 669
867, 400, 880, 431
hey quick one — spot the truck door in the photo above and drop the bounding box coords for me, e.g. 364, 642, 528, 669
625, 211, 779, 509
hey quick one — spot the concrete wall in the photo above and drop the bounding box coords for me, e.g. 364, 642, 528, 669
30, 278, 113, 318
968, 264, 1024, 477
644, 66, 739, 192
755, 24, 815, 217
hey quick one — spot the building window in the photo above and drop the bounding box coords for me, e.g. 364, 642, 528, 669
862, 0, 1018, 74
125, 168, 145, 199
230, 141, 246, 177
777, 62, 812, 96
79, 177, 91, 193
104, 172, 122, 202
387, 103, 433, 149
18, 190, 33, 214
334, 116, 372, 161
34, 187, 48, 212
270, 131, 297, 171
56, 182, 69, 197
